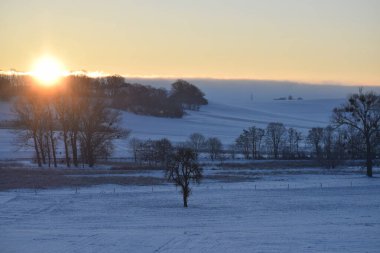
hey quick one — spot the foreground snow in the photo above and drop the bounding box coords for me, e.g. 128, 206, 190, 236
1, 172, 379, 253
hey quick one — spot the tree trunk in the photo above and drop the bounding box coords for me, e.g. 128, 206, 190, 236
366, 137, 373, 177
38, 133, 46, 164
252, 141, 255, 160
33, 134, 42, 167
183, 193, 188, 208
46, 136, 51, 167
182, 186, 189, 208
63, 131, 70, 167
71, 133, 78, 167
274, 145, 278, 159
50, 131, 57, 168
87, 140, 94, 167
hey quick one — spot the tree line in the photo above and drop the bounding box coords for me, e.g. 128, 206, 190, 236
0, 73, 28, 100
1, 74, 208, 118
129, 133, 223, 166
13, 76, 128, 168
111, 79, 208, 117
5, 75, 380, 177
129, 89, 380, 177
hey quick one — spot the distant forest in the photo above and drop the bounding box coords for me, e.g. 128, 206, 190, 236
0, 74, 208, 118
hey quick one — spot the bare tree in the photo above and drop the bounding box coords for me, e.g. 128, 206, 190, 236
228, 144, 237, 160
285, 128, 297, 159
68, 95, 82, 167
166, 148, 202, 207
244, 126, 265, 159
235, 126, 265, 160
332, 89, 380, 177
187, 133, 206, 154
321, 126, 343, 168
266, 122, 286, 159
129, 137, 142, 163
154, 138, 173, 166
254, 128, 265, 159
14, 94, 44, 167
294, 130, 303, 158
79, 98, 128, 167
14, 90, 58, 168
139, 139, 156, 165
54, 94, 71, 167
344, 126, 363, 160
235, 133, 250, 159
206, 137, 223, 161
307, 127, 324, 159
45, 104, 57, 167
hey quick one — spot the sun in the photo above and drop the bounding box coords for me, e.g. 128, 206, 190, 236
31, 56, 66, 86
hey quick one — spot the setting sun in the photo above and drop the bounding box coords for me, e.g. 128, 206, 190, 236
31, 56, 66, 86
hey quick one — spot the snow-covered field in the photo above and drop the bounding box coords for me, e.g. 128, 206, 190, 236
1, 78, 379, 252
1, 170, 379, 253
119, 98, 341, 145
2, 79, 379, 159
0, 98, 343, 159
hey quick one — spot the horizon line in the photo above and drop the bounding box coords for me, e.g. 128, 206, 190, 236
1, 69, 379, 88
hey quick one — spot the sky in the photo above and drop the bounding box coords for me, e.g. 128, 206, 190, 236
0, 0, 379, 85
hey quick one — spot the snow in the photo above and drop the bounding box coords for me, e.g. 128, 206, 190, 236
0, 79, 373, 159
0, 98, 343, 159
1, 170, 379, 252
1, 80, 379, 252
119, 98, 341, 145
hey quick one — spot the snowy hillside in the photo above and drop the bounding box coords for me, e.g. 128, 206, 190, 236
116, 78, 375, 143
119, 99, 342, 143
0, 79, 378, 159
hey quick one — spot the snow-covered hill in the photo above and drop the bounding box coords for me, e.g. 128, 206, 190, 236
119, 98, 341, 144
1, 79, 379, 159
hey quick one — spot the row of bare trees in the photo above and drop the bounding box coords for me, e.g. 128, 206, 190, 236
133, 88, 380, 178
0, 73, 26, 100
234, 90, 380, 177
121, 89, 379, 178
235, 124, 304, 160
14, 77, 128, 168
130, 123, 373, 170
129, 134, 224, 165
129, 138, 173, 166
236, 120, 378, 175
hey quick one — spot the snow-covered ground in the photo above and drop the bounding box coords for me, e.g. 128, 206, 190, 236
0, 79, 378, 159
0, 98, 342, 159
1, 80, 379, 252
119, 98, 341, 145
1, 170, 379, 253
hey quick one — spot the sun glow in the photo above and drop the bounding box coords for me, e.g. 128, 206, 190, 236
31, 56, 66, 86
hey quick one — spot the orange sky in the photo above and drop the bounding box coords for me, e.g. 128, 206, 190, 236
0, 0, 379, 85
